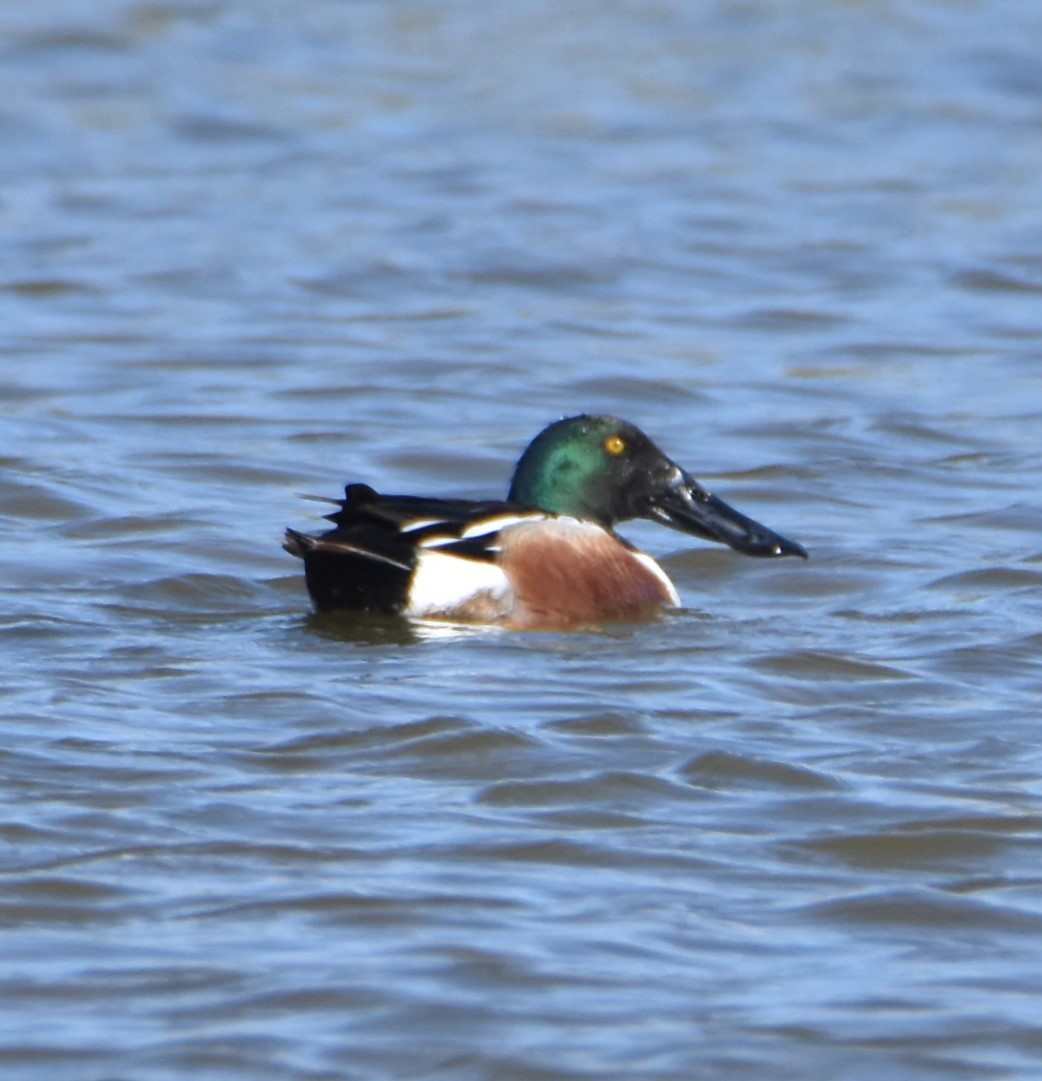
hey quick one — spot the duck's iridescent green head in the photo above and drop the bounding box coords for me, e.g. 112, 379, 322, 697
508, 414, 807, 559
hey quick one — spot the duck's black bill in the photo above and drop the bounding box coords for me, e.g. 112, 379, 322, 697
647, 473, 808, 560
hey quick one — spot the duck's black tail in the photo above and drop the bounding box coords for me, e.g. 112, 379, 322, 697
283, 528, 414, 613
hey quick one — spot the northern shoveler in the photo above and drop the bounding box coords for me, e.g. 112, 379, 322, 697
284, 414, 807, 630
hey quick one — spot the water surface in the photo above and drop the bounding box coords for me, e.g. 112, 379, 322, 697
3, 2, 1042, 1079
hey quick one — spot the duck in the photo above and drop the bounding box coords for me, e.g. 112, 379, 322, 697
284, 414, 807, 630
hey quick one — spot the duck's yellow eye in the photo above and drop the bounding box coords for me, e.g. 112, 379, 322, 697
603, 434, 627, 456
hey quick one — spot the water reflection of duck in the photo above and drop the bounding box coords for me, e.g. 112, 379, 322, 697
284, 414, 807, 630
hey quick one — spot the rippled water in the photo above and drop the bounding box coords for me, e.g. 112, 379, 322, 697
4, 1, 1042, 1078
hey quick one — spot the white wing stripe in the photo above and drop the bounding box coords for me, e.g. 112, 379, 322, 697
459, 513, 546, 540
400, 517, 449, 533
418, 534, 459, 549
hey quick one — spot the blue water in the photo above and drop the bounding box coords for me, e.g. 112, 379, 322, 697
3, 2, 1042, 1078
